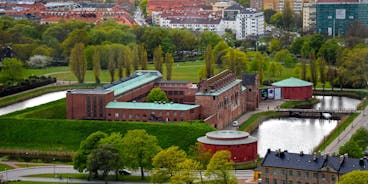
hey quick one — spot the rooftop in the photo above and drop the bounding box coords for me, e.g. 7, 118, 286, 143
272, 77, 312, 87
106, 70, 162, 97
67, 88, 112, 95
242, 73, 257, 85
198, 130, 257, 145
196, 79, 242, 96
105, 101, 200, 111
262, 150, 368, 174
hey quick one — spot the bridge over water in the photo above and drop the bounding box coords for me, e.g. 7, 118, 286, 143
275, 108, 359, 119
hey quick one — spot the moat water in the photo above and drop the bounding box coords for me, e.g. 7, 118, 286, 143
252, 95, 361, 157
0, 91, 66, 116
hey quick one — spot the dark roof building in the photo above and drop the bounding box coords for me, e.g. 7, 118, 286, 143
261, 149, 368, 184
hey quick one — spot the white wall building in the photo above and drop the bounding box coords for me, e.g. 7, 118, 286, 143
156, 4, 264, 40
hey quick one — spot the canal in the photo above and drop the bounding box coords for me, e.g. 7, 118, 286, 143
252, 95, 361, 157
0, 91, 67, 116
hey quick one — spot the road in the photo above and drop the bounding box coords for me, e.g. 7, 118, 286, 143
322, 104, 368, 154
0, 165, 253, 183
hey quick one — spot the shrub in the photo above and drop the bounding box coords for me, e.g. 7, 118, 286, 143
27, 55, 52, 68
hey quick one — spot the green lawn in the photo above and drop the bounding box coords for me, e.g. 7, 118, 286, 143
5, 99, 66, 119
7, 182, 62, 184
0, 163, 14, 171
24, 67, 69, 77
279, 98, 320, 109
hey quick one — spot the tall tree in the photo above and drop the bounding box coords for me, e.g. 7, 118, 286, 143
318, 57, 327, 90
169, 159, 201, 184
223, 49, 248, 77
212, 40, 229, 67
282, 0, 294, 31
140, 44, 148, 70
116, 45, 125, 79
165, 52, 174, 80
69, 43, 87, 83
204, 45, 215, 78
108, 47, 116, 82
124, 47, 132, 77
269, 38, 281, 54
92, 49, 101, 84
309, 50, 317, 89
122, 129, 162, 180
62, 29, 89, 58
257, 52, 264, 85
205, 150, 237, 184
153, 46, 163, 73
131, 44, 140, 71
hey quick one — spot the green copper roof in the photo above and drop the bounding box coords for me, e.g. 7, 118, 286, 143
272, 77, 313, 87
106, 71, 162, 97
105, 102, 200, 111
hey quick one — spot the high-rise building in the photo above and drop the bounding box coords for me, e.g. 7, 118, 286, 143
303, 0, 316, 32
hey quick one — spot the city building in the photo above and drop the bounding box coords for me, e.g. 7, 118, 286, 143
66, 70, 260, 128
197, 130, 258, 163
263, 0, 303, 12
271, 77, 312, 100
316, 0, 367, 36
219, 4, 265, 40
250, 0, 264, 10
261, 149, 368, 184
302, 0, 316, 32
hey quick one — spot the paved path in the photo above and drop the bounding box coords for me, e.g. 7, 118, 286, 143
322, 105, 368, 154
224, 100, 285, 130
0, 165, 253, 184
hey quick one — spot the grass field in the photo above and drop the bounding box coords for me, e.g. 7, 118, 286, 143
0, 163, 14, 171
0, 117, 214, 152
5, 99, 66, 119
239, 111, 282, 132
279, 98, 320, 109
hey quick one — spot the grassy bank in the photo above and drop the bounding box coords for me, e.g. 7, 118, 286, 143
279, 98, 319, 109
239, 111, 282, 132
0, 163, 14, 171
0, 83, 97, 108
315, 113, 359, 152
4, 99, 66, 119
0, 118, 214, 153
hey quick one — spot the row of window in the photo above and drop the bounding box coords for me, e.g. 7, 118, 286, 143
167, 91, 184, 96
264, 168, 336, 183
86, 96, 104, 118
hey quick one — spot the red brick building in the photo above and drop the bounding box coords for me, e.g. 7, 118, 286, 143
66, 70, 260, 127
272, 77, 313, 100
197, 130, 258, 163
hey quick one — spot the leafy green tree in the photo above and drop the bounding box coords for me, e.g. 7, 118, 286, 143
141, 27, 168, 54
32, 45, 54, 57
338, 170, 368, 184
273, 49, 297, 67
199, 31, 221, 51
188, 143, 212, 183
147, 87, 169, 103
69, 43, 87, 83
204, 45, 215, 78
12, 43, 37, 62
93, 49, 101, 84
268, 62, 277, 77
0, 58, 24, 82
62, 29, 89, 58
116, 45, 125, 79
223, 48, 248, 77
152, 146, 187, 181
98, 132, 125, 180
73, 131, 108, 175
339, 140, 363, 158
124, 46, 132, 77
153, 46, 163, 73
290, 37, 306, 55
318, 39, 340, 65
205, 150, 237, 184
139, 0, 148, 17
122, 129, 162, 180
269, 38, 281, 53
309, 34, 325, 53
87, 144, 122, 182
169, 159, 201, 184
270, 12, 283, 28
198, 66, 207, 81
351, 128, 368, 150
130, 44, 140, 71
212, 40, 229, 67
108, 47, 116, 82
165, 52, 174, 80
264, 9, 277, 24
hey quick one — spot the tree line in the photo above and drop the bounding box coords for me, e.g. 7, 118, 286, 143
74, 130, 238, 184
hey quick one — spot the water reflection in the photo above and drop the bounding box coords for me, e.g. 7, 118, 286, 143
313, 95, 361, 110
252, 118, 338, 157
0, 91, 66, 116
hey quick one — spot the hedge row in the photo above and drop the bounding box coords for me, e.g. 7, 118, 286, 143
0, 76, 56, 97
